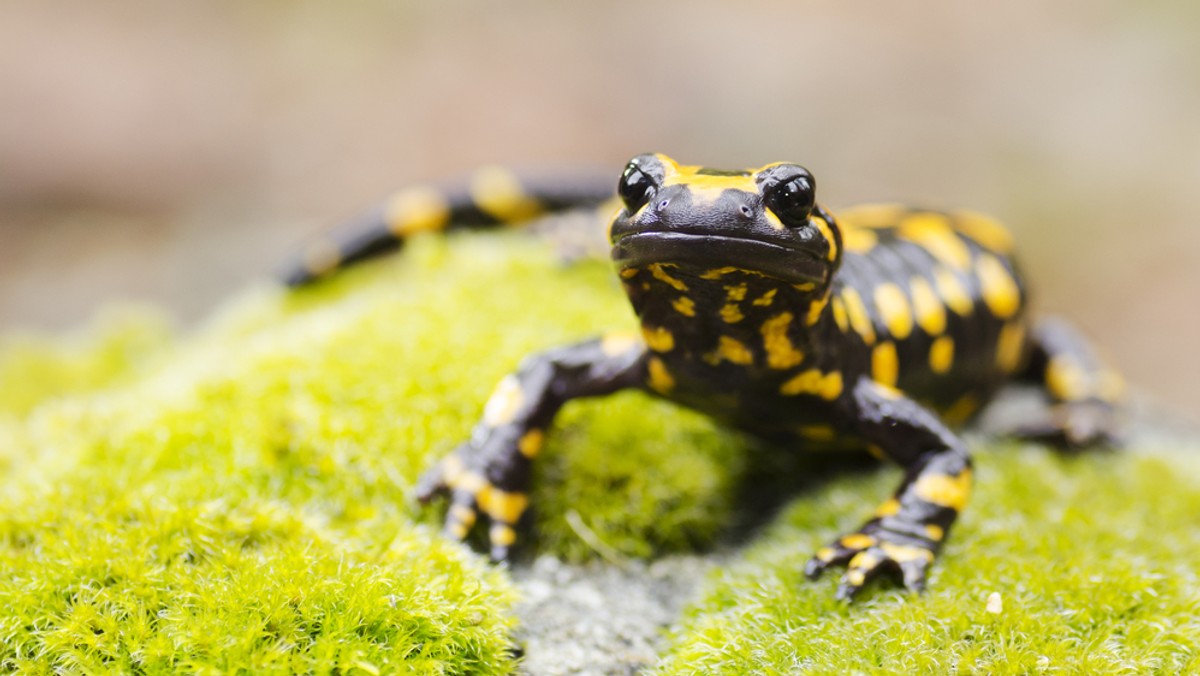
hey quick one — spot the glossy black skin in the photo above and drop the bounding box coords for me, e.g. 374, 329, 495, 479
284, 154, 1121, 600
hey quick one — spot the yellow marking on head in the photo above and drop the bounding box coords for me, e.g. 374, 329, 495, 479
662, 163, 757, 195
779, 369, 843, 400
518, 429, 545, 459
798, 424, 837, 441
648, 263, 689, 291
879, 542, 935, 564
873, 283, 913, 340
942, 393, 980, 425
925, 524, 945, 541
385, 186, 451, 236
837, 203, 908, 229
955, 210, 1014, 253
929, 335, 955, 375
619, 268, 640, 280
600, 331, 641, 357
872, 341, 900, 387
752, 288, 778, 307
875, 498, 901, 517
763, 210, 786, 231
760, 312, 805, 369
841, 226, 878, 253
641, 325, 675, 352
841, 287, 876, 345
831, 296, 849, 333
724, 283, 748, 301
483, 376, 524, 427
1046, 355, 1089, 402
470, 166, 543, 222
840, 533, 876, 550
933, 267, 974, 316
713, 336, 754, 365
900, 212, 973, 270
476, 486, 530, 525
303, 240, 342, 277
810, 212, 839, 262
805, 291, 830, 326
909, 276, 947, 336
720, 303, 745, 323
671, 296, 696, 317
489, 523, 517, 547
994, 321, 1027, 372
977, 254, 1021, 319
914, 469, 972, 511
647, 357, 675, 393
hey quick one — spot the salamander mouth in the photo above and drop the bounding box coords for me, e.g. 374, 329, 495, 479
611, 231, 829, 285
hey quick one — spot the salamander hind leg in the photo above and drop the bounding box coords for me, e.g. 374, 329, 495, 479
1011, 317, 1124, 447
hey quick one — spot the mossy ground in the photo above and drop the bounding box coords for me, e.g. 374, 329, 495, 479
1, 232, 1197, 673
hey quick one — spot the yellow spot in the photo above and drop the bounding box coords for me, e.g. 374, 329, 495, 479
476, 486, 529, 524
1046, 355, 1089, 402
840, 533, 876, 550
977, 254, 1021, 319
671, 296, 696, 317
449, 504, 476, 529
955, 210, 1014, 253
874, 284, 913, 340
841, 287, 876, 345
798, 424, 836, 442
470, 166, 542, 222
647, 357, 675, 393
805, 291, 830, 326
879, 542, 935, 564
792, 282, 817, 293
720, 303, 745, 323
810, 212, 839, 262
303, 240, 341, 277
943, 393, 980, 424
925, 524, 945, 541
518, 429, 545, 459
701, 266, 741, 280
900, 212, 973, 270
848, 551, 882, 574
724, 283, 748, 301
713, 336, 754, 365
842, 226, 878, 253
752, 288, 778, 307
662, 163, 757, 195
619, 268, 640, 280
385, 186, 451, 236
914, 469, 972, 511
837, 203, 907, 229
934, 267, 974, 316
483, 376, 524, 426
447, 520, 469, 540
649, 263, 689, 291
641, 325, 675, 352
451, 471, 486, 494
816, 546, 836, 562
831, 296, 849, 333
761, 312, 804, 369
846, 569, 867, 587
779, 369, 843, 400
489, 523, 517, 547
875, 498, 901, 517
872, 342, 900, 387
929, 335, 955, 375
995, 321, 1027, 372
909, 277, 947, 336
600, 331, 641, 357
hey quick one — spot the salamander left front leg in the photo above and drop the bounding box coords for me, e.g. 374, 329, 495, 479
806, 379, 972, 601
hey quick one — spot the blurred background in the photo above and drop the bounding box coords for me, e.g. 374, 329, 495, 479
1, 0, 1197, 418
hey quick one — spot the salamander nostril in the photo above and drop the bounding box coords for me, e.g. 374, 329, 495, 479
658, 199, 670, 210
739, 204, 753, 218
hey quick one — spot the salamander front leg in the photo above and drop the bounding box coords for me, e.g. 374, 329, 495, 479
415, 332, 647, 560
805, 379, 972, 601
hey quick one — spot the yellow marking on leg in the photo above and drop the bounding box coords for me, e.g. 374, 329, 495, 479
711, 336, 754, 365
477, 486, 530, 524
489, 523, 517, 548
518, 429, 545, 459
385, 186, 451, 236
914, 469, 972, 511
671, 296, 696, 316
909, 276, 946, 335
842, 226, 877, 253
647, 357, 675, 394
641, 325, 675, 352
872, 341, 900, 387
1046, 355, 1089, 402
955, 210, 1014, 253
816, 546, 836, 562
995, 321, 1026, 372
811, 212, 839, 262
470, 166, 542, 222
874, 283, 913, 340
797, 424, 836, 442
761, 312, 804, 369
875, 498, 901, 517
724, 283, 748, 301
848, 551, 882, 573
303, 240, 342, 278
452, 471, 487, 494
649, 263, 689, 291
600, 331, 641, 357
929, 335, 955, 375
879, 542, 935, 564
779, 369, 843, 400
449, 504, 477, 529
483, 376, 525, 427
441, 454, 466, 484
831, 296, 849, 333
900, 212, 973, 270
977, 253, 1021, 319
840, 533, 876, 549
805, 291, 830, 326
841, 287, 876, 345
942, 393, 980, 424
924, 524, 945, 541
720, 303, 745, 323
752, 288, 778, 307
447, 520, 470, 540
846, 569, 867, 587
934, 267, 974, 316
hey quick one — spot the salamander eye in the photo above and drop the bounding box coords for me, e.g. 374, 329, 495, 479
618, 161, 657, 212
761, 166, 816, 227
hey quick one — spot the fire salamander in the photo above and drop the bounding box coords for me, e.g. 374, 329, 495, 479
283, 154, 1123, 600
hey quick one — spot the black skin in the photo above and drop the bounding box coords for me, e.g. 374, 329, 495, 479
284, 154, 1121, 600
